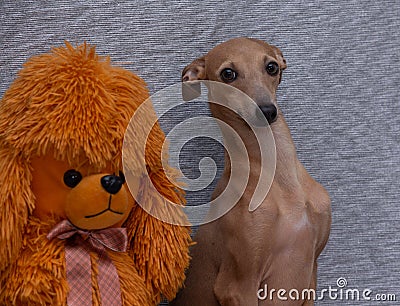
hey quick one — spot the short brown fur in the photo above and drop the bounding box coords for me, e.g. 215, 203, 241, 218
172, 37, 331, 306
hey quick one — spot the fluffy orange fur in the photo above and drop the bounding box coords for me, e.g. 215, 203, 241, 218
0, 42, 191, 305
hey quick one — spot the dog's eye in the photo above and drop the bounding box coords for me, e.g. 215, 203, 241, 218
266, 62, 280, 76
63, 169, 83, 188
220, 68, 237, 83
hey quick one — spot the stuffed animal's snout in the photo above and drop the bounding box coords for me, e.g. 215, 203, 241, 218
101, 172, 125, 195
65, 172, 132, 230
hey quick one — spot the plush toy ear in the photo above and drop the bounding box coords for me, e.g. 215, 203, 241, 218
181, 56, 206, 101
124, 120, 191, 303
125, 167, 191, 304
0, 147, 34, 272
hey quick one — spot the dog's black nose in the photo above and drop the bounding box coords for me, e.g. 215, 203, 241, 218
101, 173, 124, 195
259, 105, 278, 124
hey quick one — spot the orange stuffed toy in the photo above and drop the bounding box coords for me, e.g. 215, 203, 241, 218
0, 42, 191, 305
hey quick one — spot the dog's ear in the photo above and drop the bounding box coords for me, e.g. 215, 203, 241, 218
182, 56, 206, 82
272, 46, 287, 84
181, 56, 205, 101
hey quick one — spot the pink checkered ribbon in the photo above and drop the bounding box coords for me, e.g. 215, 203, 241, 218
47, 220, 127, 306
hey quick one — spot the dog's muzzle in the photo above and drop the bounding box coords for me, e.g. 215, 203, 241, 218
259, 105, 278, 124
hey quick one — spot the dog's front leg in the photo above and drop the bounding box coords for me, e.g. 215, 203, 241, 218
213, 254, 262, 306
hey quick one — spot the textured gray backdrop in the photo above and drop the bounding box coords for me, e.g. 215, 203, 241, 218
1, 1, 399, 305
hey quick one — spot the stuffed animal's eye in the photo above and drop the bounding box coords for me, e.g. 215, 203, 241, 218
220, 68, 237, 83
63, 169, 82, 188
266, 62, 280, 76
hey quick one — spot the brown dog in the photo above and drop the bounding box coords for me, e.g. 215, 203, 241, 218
171, 37, 331, 305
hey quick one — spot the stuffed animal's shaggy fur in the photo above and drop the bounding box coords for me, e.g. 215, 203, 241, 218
0, 42, 191, 305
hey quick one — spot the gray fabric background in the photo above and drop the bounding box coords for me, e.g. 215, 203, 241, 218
1, 1, 399, 305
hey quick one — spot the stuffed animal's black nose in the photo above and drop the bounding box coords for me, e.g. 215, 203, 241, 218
259, 104, 278, 124
101, 172, 125, 195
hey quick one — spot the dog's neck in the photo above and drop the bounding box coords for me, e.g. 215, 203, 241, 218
269, 111, 302, 189
219, 109, 302, 193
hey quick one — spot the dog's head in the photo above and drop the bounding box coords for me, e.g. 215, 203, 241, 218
0, 42, 171, 270
182, 37, 287, 124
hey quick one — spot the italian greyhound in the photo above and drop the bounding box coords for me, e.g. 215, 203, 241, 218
171, 37, 331, 305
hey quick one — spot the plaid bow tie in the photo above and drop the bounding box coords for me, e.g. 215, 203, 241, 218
47, 220, 128, 306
